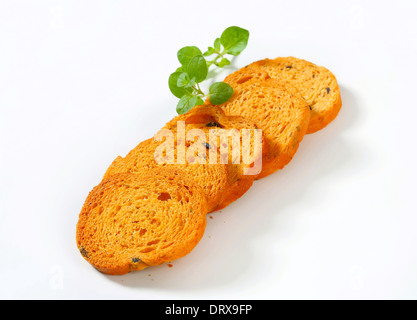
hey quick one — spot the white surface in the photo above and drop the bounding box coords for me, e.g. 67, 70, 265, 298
0, 0, 416, 300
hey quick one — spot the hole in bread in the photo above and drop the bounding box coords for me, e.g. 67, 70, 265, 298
158, 192, 171, 201
162, 242, 173, 249
150, 219, 161, 226
140, 247, 155, 253
236, 76, 253, 84
147, 239, 160, 245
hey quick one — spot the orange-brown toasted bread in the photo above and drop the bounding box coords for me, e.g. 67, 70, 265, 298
103, 137, 229, 213
207, 77, 310, 179
225, 56, 342, 134
76, 168, 208, 275
163, 104, 268, 210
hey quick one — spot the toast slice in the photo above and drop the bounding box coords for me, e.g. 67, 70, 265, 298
163, 104, 268, 210
208, 76, 310, 179
225, 56, 342, 134
104, 137, 229, 213
76, 168, 208, 275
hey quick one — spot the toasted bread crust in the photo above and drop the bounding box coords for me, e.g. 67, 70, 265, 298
225, 56, 341, 133
76, 169, 208, 275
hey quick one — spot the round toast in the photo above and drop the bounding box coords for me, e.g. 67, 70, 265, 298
163, 104, 268, 210
225, 56, 342, 134
76, 168, 208, 275
209, 76, 310, 179
104, 137, 229, 213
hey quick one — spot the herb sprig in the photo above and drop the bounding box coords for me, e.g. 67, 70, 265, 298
169, 26, 249, 114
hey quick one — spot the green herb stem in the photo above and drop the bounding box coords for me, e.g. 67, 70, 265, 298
206, 49, 226, 67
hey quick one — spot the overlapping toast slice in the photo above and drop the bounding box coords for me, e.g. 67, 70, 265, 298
225, 56, 342, 134
76, 168, 208, 275
105, 105, 266, 212
206, 76, 310, 179
104, 137, 229, 213
163, 104, 268, 210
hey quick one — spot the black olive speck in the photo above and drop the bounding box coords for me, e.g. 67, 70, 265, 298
132, 258, 141, 263
202, 142, 211, 149
326, 87, 330, 94
80, 246, 89, 259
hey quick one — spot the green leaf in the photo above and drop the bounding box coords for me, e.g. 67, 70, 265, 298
214, 38, 221, 51
186, 77, 196, 88
186, 54, 208, 83
176, 95, 198, 114
220, 26, 249, 56
195, 97, 204, 106
176, 72, 189, 87
176, 66, 184, 72
203, 47, 215, 56
177, 46, 202, 66
217, 58, 230, 67
179, 75, 196, 88
177, 73, 196, 88
169, 72, 192, 98
208, 82, 234, 105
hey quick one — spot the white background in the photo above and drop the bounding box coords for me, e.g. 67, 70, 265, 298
0, 0, 416, 300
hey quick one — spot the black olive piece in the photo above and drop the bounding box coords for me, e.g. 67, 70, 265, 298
80, 246, 89, 259
132, 258, 141, 263
326, 87, 330, 94
206, 122, 219, 127
202, 142, 211, 149
286, 66, 292, 69
309, 105, 312, 110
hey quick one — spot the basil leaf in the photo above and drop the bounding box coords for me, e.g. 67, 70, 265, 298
186, 54, 208, 83
176, 94, 198, 114
169, 72, 193, 98
177, 46, 202, 66
208, 82, 234, 105
220, 26, 249, 56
